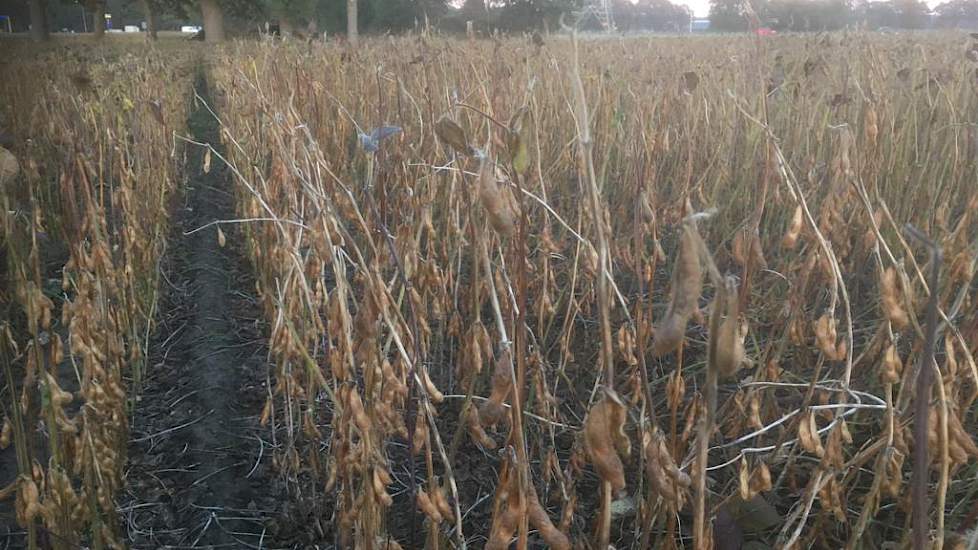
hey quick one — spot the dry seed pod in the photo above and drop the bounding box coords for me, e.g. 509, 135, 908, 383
666, 370, 685, 412
639, 189, 655, 223
584, 389, 630, 493
464, 403, 496, 449
0, 418, 10, 449
373, 468, 393, 507
412, 410, 429, 454
862, 210, 883, 250
0, 147, 18, 184
732, 231, 748, 267
45, 374, 72, 408
259, 398, 272, 427
715, 278, 748, 379
420, 368, 444, 404
343, 385, 373, 435
50, 334, 64, 365
652, 225, 703, 357
798, 411, 825, 457
479, 346, 513, 427
749, 462, 772, 494
432, 485, 454, 521
750, 232, 768, 269
814, 314, 844, 361
950, 412, 978, 460
652, 313, 686, 358
738, 457, 751, 500
948, 249, 975, 285
823, 423, 846, 469
882, 448, 905, 497
644, 430, 690, 508
930, 407, 978, 467
486, 464, 521, 550
417, 489, 444, 524
881, 267, 909, 330
477, 155, 516, 238
527, 488, 571, 550
881, 344, 902, 385
15, 478, 41, 527
217, 226, 226, 248
818, 477, 847, 523
864, 105, 879, 148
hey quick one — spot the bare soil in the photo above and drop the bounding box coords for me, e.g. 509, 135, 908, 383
122, 74, 288, 548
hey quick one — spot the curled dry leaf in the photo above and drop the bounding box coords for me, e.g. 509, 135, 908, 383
584, 389, 630, 493
434, 116, 471, 155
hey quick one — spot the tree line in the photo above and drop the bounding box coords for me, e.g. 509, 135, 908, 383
711, 0, 978, 31
13, 0, 978, 44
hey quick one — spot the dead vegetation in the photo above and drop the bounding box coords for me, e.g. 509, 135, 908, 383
1, 29, 978, 549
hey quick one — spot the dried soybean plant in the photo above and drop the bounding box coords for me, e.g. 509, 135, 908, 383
204, 31, 978, 549
0, 43, 194, 548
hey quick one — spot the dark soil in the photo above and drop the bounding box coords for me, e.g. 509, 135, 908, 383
121, 73, 288, 549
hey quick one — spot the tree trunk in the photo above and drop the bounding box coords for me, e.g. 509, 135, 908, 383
28, 0, 49, 41
92, 1, 106, 38
347, 0, 358, 47
280, 18, 295, 36
200, 0, 225, 42
141, 0, 158, 40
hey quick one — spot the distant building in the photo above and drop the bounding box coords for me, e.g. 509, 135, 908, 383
692, 19, 710, 31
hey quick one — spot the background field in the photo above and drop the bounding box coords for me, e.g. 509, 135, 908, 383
1, 30, 977, 549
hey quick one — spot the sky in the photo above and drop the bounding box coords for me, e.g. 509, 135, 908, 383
666, 0, 946, 18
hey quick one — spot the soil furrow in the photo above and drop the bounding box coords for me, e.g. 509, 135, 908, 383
123, 71, 286, 548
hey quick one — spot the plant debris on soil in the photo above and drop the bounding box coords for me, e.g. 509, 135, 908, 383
121, 75, 290, 548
